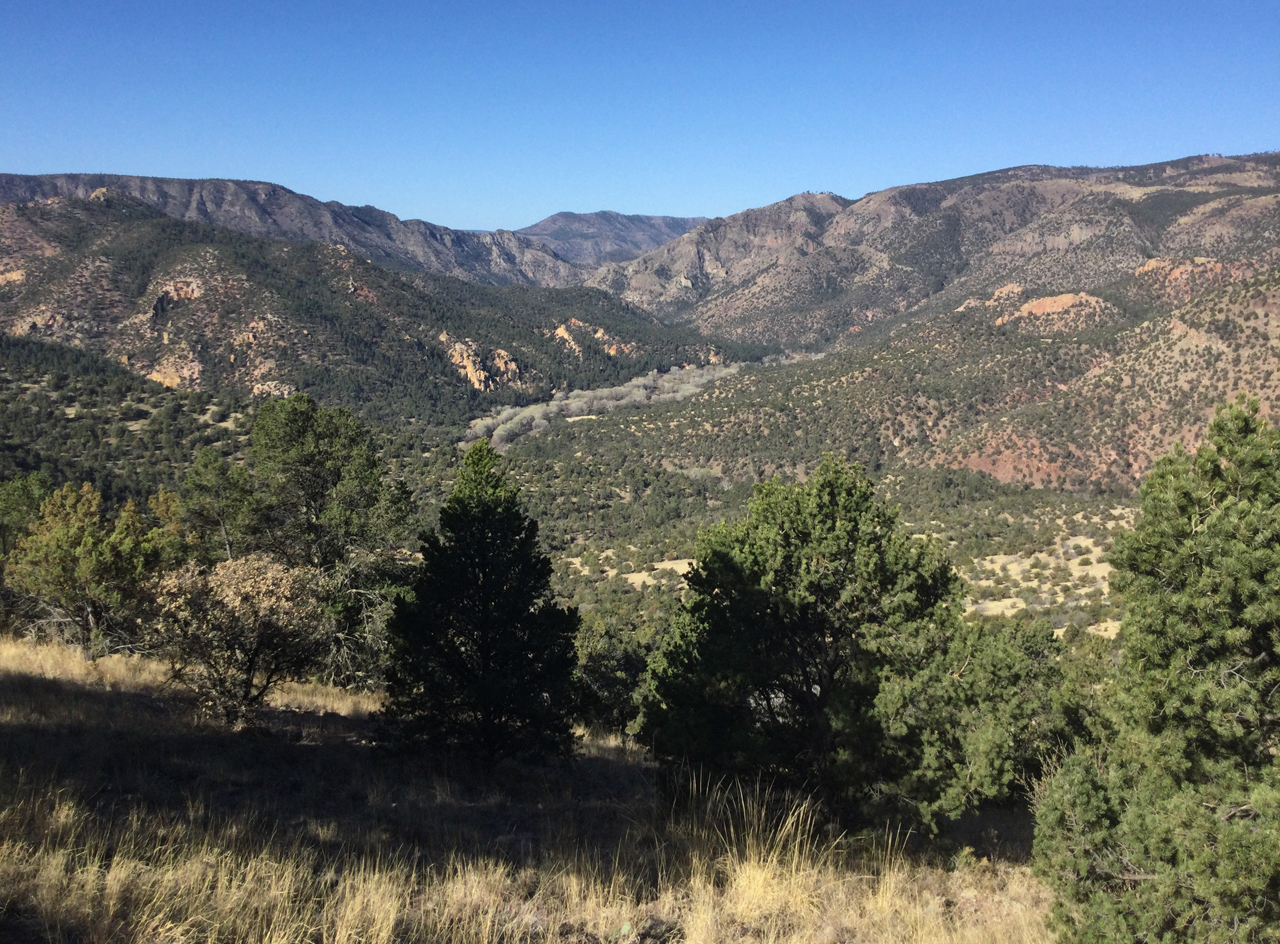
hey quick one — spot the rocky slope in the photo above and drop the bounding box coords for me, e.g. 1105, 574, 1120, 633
0, 191, 733, 428
933, 258, 1280, 489
0, 173, 586, 288
515, 211, 706, 266
512, 242, 1280, 503
585, 154, 1280, 348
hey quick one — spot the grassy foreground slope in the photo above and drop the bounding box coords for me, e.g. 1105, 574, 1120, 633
0, 636, 1051, 944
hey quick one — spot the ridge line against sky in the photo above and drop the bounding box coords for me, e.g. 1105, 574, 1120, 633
2, 0, 1278, 231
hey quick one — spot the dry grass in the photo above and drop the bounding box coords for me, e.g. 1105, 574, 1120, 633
267, 680, 383, 718
0, 637, 1053, 944
0, 636, 169, 692
0, 636, 382, 718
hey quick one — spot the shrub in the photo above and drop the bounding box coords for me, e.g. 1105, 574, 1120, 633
152, 554, 323, 726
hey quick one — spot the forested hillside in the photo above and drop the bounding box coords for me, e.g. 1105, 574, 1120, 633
588, 153, 1280, 348
4, 153, 1280, 940
0, 333, 242, 503
0, 192, 752, 433
0, 173, 587, 286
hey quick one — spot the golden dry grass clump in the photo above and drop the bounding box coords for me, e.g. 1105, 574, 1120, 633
0, 637, 1052, 944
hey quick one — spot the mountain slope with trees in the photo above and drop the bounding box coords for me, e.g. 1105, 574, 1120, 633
586, 153, 1280, 348
0, 191, 745, 431
0, 172, 586, 286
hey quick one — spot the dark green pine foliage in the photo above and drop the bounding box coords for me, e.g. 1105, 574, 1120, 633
1034, 399, 1280, 942
641, 455, 1059, 823
246, 393, 412, 569
384, 440, 578, 762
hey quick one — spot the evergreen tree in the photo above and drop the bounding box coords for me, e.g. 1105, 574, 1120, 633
4, 483, 174, 653
182, 394, 415, 686
642, 456, 1063, 822
1034, 399, 1280, 941
383, 440, 578, 762
0, 471, 52, 559
249, 393, 398, 569
180, 446, 256, 563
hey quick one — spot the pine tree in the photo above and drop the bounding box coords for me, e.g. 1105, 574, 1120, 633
1034, 399, 1280, 941
383, 440, 578, 762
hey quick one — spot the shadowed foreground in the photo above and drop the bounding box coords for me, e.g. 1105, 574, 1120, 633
0, 638, 1051, 943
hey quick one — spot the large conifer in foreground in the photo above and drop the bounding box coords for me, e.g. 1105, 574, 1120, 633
383, 440, 578, 762
1034, 399, 1280, 941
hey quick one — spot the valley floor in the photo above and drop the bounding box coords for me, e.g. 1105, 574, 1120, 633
0, 637, 1053, 944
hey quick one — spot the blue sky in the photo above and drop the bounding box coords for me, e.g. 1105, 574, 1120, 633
2, 0, 1277, 230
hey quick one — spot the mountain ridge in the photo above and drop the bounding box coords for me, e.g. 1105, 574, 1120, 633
586, 153, 1280, 348
0, 173, 588, 288
515, 211, 707, 266
0, 191, 740, 429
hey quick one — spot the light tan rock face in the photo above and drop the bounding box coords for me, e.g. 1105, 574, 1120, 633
438, 332, 527, 391
584, 154, 1280, 349
1134, 256, 1261, 306
550, 319, 641, 360
994, 293, 1118, 333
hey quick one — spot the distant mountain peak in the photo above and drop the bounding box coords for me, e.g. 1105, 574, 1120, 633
515, 211, 707, 266
584, 152, 1280, 348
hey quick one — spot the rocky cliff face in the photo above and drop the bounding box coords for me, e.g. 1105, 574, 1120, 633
584, 154, 1280, 348
0, 174, 586, 288
515, 211, 706, 266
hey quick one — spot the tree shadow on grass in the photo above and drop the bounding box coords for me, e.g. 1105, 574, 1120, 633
0, 670, 662, 875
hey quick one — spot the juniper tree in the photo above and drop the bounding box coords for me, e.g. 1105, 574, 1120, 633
383, 440, 578, 762
4, 483, 178, 653
1034, 399, 1280, 941
179, 395, 414, 686
642, 455, 1063, 823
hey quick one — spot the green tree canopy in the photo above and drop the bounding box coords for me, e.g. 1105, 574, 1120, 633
383, 440, 578, 762
4, 483, 176, 653
642, 455, 1062, 823
177, 395, 414, 686
180, 446, 257, 563
249, 393, 403, 569
0, 471, 52, 560
1034, 399, 1280, 941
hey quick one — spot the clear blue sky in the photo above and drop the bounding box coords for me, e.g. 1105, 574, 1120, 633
2, 0, 1277, 230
